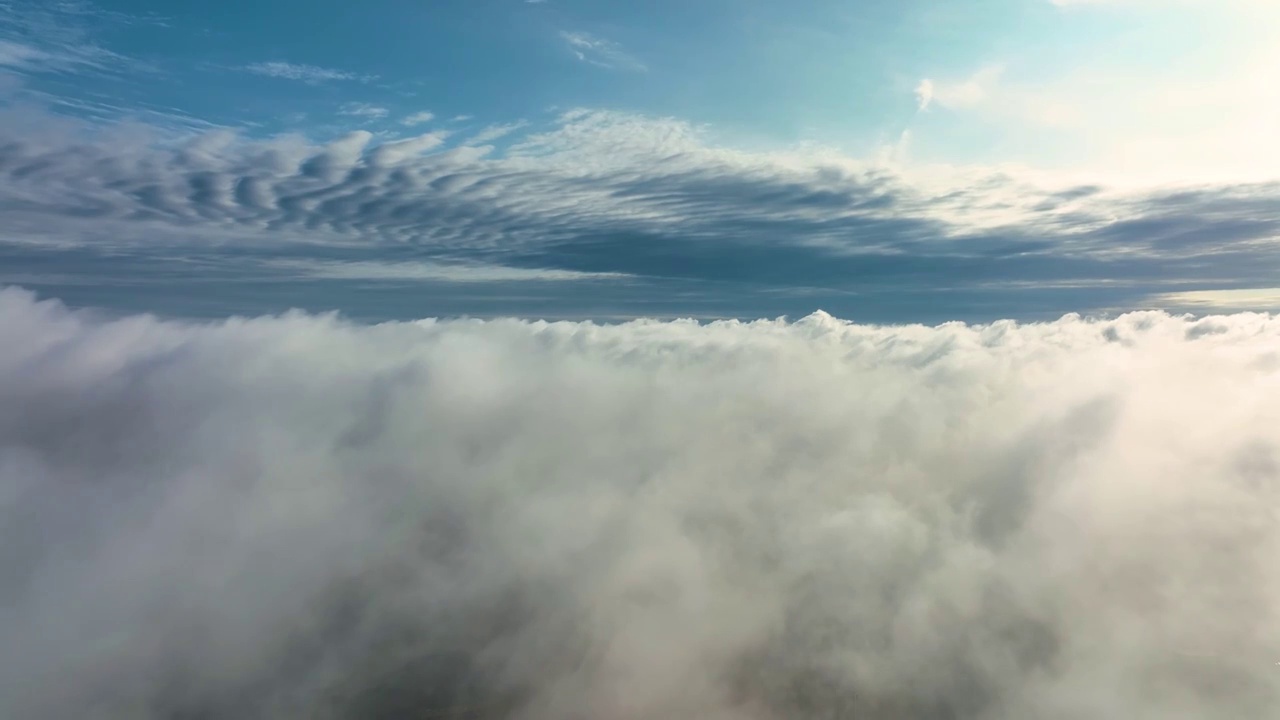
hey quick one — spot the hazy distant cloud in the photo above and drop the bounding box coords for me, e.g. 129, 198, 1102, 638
1148, 287, 1280, 311
1050, 0, 1280, 8
245, 61, 371, 84
1048, 0, 1173, 5
919, 1, 1280, 184
338, 102, 390, 120
400, 110, 436, 126
2, 287, 1278, 718
560, 31, 646, 71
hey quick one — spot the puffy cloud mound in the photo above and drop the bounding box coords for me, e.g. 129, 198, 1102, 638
1, 287, 1278, 719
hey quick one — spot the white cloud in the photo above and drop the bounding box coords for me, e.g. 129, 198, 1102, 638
465, 120, 529, 145
918, 65, 1004, 112
2, 287, 1279, 717
400, 110, 435, 126
338, 102, 390, 120
914, 78, 934, 111
245, 61, 370, 84
559, 31, 646, 71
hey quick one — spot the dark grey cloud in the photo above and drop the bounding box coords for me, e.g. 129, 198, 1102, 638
2, 288, 1278, 718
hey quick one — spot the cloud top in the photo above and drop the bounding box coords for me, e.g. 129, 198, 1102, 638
1, 287, 1278, 718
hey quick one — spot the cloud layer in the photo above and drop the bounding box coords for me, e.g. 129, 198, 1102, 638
2, 287, 1278, 718
3, 101, 1280, 312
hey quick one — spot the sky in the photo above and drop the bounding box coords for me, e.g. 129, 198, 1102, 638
1, 0, 1279, 320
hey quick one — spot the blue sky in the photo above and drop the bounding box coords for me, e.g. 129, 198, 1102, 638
2, 0, 1279, 321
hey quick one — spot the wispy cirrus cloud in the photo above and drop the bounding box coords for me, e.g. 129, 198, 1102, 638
245, 61, 373, 84
0, 39, 50, 69
466, 120, 529, 145
559, 31, 646, 71
0, 0, 158, 77
338, 102, 390, 120
0, 28, 136, 75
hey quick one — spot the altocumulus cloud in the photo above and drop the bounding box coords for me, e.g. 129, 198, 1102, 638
4, 102, 1280, 299
2, 286, 1278, 719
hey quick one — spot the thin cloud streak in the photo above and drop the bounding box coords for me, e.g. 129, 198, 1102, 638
245, 61, 374, 84
559, 31, 647, 71
338, 102, 390, 120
